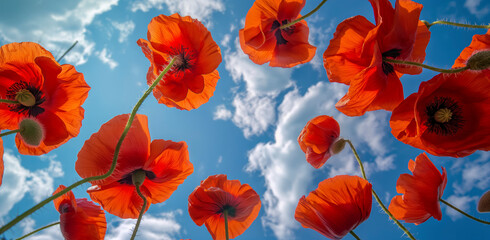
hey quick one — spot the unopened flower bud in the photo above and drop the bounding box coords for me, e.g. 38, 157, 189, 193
19, 118, 44, 146
466, 50, 490, 71
330, 138, 346, 155
132, 169, 147, 187
15, 89, 36, 107
477, 190, 490, 213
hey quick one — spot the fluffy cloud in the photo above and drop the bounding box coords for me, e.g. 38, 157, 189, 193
306, 17, 336, 71
213, 104, 232, 120
111, 20, 135, 43
0, 151, 64, 220
0, 0, 118, 65
106, 210, 183, 240
96, 48, 118, 69
451, 152, 490, 195
232, 93, 276, 138
130, 0, 224, 25
445, 195, 478, 220
464, 0, 489, 17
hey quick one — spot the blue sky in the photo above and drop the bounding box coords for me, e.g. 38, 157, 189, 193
0, 0, 489, 239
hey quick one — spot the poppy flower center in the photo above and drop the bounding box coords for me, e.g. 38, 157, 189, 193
219, 204, 237, 218
381, 48, 401, 75
58, 201, 74, 214
424, 96, 464, 136
271, 20, 293, 45
118, 169, 156, 185
171, 46, 196, 72
6, 81, 45, 117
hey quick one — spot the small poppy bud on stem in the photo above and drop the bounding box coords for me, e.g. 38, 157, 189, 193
331, 138, 346, 155
15, 89, 36, 107
19, 118, 44, 146
132, 170, 146, 187
466, 50, 490, 71
478, 190, 490, 213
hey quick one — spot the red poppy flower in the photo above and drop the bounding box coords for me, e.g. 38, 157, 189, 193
0, 42, 90, 155
388, 153, 447, 224
53, 185, 107, 240
188, 174, 261, 240
453, 29, 490, 70
75, 114, 194, 218
323, 0, 431, 116
298, 115, 341, 169
137, 13, 222, 110
295, 175, 372, 239
390, 71, 490, 157
239, 0, 316, 67
0, 137, 3, 186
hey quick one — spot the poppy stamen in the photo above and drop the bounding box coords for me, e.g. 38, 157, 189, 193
425, 96, 464, 136
6, 81, 45, 117
381, 48, 402, 75
171, 46, 197, 72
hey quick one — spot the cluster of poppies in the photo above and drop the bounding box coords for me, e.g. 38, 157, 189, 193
0, 0, 489, 239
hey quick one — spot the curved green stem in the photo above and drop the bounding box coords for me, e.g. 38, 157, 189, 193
383, 58, 469, 74
346, 140, 416, 240
0, 58, 176, 235
224, 209, 230, 240
280, 0, 328, 29
350, 230, 361, 240
0, 129, 21, 138
440, 199, 490, 225
16, 221, 60, 240
130, 185, 147, 240
0, 99, 19, 104
421, 20, 490, 29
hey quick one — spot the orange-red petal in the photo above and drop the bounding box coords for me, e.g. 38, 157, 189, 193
453, 29, 490, 70
388, 153, 447, 224
295, 175, 372, 239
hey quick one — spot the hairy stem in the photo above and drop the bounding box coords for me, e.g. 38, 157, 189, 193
422, 20, 490, 29
130, 185, 147, 240
383, 58, 469, 74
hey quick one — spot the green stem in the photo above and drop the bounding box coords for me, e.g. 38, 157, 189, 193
0, 99, 19, 104
57, 41, 78, 63
440, 199, 490, 225
422, 20, 490, 29
130, 185, 147, 240
224, 209, 230, 240
383, 58, 469, 74
0, 58, 177, 235
346, 140, 416, 240
16, 222, 60, 240
0, 129, 21, 138
350, 230, 361, 240
280, 0, 328, 29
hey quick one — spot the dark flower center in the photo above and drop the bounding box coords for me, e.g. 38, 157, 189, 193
6, 81, 45, 117
271, 20, 293, 45
218, 204, 236, 218
118, 169, 156, 185
424, 96, 464, 136
171, 46, 197, 72
58, 201, 74, 214
381, 48, 401, 75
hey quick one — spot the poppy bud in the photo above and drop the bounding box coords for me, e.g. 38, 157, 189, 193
132, 169, 146, 187
466, 50, 490, 71
15, 89, 36, 107
19, 118, 44, 146
477, 190, 490, 213
331, 138, 346, 155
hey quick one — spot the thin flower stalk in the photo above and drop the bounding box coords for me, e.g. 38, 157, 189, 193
16, 222, 60, 240
350, 230, 361, 240
0, 129, 21, 138
382, 58, 469, 73
280, 0, 328, 29
422, 20, 490, 29
439, 199, 490, 225
130, 185, 148, 240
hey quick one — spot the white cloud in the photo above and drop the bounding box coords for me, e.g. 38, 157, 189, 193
112, 20, 135, 43
20, 218, 63, 240
0, 0, 118, 65
307, 17, 335, 72
106, 210, 183, 240
465, 0, 489, 17
213, 104, 232, 120
452, 152, 490, 195
0, 151, 64, 220
246, 82, 395, 239
20, 217, 36, 235
445, 195, 478, 220
96, 48, 118, 69
232, 93, 276, 138
130, 0, 224, 25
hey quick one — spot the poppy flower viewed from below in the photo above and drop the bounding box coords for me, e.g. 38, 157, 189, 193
295, 175, 372, 239
453, 29, 490, 71
390, 70, 490, 157
388, 153, 447, 225
75, 114, 194, 218
0, 42, 90, 155
239, 0, 316, 67
188, 174, 261, 240
323, 0, 431, 116
298, 115, 343, 169
53, 185, 107, 240
137, 13, 222, 110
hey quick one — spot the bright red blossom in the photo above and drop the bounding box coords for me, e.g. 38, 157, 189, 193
53, 185, 107, 240
188, 174, 261, 240
75, 114, 194, 218
298, 115, 341, 169
323, 0, 430, 116
453, 29, 490, 70
0, 42, 90, 155
389, 153, 447, 224
239, 0, 316, 67
295, 175, 372, 239
137, 13, 222, 110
